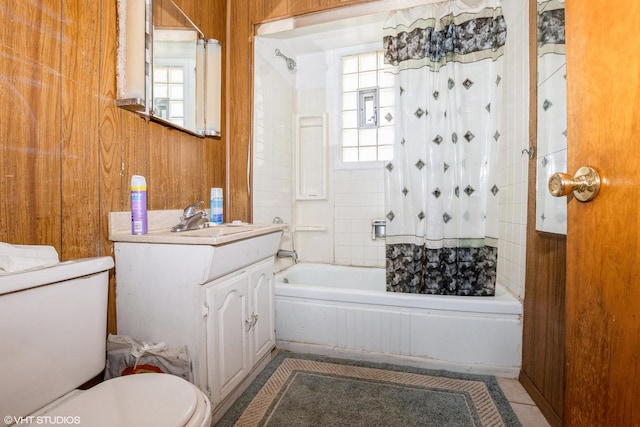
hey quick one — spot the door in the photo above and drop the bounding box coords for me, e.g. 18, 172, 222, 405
207, 273, 250, 405
564, 0, 640, 425
249, 259, 276, 364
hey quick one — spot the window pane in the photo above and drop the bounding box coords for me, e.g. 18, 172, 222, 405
358, 88, 378, 128
359, 146, 377, 161
379, 70, 394, 88
359, 128, 377, 147
378, 126, 395, 145
154, 67, 168, 82
379, 107, 394, 126
343, 74, 359, 92
343, 55, 358, 74
343, 92, 357, 110
377, 51, 385, 68
170, 101, 184, 116
342, 110, 357, 128
169, 68, 184, 82
379, 88, 394, 107
342, 129, 358, 147
359, 52, 377, 72
169, 85, 183, 99
342, 147, 359, 162
154, 84, 168, 98
359, 71, 377, 88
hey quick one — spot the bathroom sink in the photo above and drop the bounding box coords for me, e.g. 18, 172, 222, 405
108, 210, 287, 246
109, 210, 286, 282
178, 223, 261, 237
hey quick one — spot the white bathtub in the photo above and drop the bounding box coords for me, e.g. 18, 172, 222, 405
274, 263, 522, 377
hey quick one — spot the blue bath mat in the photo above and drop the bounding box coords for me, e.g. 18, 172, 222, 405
216, 351, 522, 426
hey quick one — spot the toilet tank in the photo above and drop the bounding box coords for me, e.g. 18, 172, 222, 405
0, 256, 114, 423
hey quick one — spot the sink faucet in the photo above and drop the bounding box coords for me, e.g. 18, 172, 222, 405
277, 249, 298, 263
171, 201, 210, 232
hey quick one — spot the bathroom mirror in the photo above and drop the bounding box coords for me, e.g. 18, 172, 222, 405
535, 0, 566, 234
116, 0, 221, 137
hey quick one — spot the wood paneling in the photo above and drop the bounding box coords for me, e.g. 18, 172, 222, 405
61, 0, 101, 259
0, 0, 227, 334
226, 0, 253, 223
0, 1, 63, 248
257, 0, 289, 22
518, 1, 565, 426
564, 0, 640, 424
154, 0, 192, 29
251, 0, 366, 22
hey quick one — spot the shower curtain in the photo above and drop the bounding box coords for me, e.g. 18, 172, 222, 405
383, 0, 506, 296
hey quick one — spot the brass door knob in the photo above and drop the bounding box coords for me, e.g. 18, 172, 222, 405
548, 166, 601, 202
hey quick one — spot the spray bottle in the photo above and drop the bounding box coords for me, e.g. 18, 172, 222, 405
131, 175, 148, 234
210, 187, 223, 224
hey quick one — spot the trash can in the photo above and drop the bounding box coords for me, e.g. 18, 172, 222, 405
104, 334, 192, 382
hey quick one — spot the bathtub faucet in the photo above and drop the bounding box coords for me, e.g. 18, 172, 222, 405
277, 249, 298, 263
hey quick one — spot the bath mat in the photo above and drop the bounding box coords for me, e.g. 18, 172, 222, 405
216, 351, 521, 427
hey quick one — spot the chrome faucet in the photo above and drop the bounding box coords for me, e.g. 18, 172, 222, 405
171, 201, 210, 232
277, 249, 298, 263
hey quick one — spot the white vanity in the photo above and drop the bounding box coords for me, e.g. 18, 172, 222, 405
108, 211, 285, 421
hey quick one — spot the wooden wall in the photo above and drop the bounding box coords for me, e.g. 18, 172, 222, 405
0, 0, 226, 333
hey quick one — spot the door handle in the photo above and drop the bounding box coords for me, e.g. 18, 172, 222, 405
245, 313, 258, 332
548, 166, 601, 202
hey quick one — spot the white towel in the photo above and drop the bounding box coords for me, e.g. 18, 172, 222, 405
0, 242, 60, 273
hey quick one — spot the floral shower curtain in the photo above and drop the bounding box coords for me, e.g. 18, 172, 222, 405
383, 0, 506, 296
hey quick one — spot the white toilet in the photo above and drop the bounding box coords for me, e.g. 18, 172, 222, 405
0, 256, 212, 427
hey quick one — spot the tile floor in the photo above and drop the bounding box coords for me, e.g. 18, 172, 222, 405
497, 378, 551, 427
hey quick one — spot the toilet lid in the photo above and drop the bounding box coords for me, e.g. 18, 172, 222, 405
46, 374, 203, 427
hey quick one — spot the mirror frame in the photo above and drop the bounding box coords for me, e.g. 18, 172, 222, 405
116, 0, 220, 138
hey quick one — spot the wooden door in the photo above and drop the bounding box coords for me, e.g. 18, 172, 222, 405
564, 0, 640, 425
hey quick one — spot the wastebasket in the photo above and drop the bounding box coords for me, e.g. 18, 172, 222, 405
104, 334, 192, 382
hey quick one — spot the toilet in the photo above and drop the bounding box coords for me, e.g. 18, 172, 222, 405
0, 256, 212, 427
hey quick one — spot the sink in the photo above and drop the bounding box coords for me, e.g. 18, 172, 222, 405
108, 210, 287, 246
109, 210, 287, 282
177, 224, 261, 237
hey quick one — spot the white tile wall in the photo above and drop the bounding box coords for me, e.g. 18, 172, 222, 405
498, 0, 529, 299
333, 169, 386, 267
252, 37, 296, 272
253, 0, 530, 298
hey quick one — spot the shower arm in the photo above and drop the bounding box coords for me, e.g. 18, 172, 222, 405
275, 48, 296, 71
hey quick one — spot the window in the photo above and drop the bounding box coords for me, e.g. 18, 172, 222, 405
153, 65, 185, 127
341, 51, 394, 163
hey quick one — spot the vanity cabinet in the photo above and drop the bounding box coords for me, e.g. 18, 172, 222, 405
108, 213, 285, 421
205, 258, 275, 405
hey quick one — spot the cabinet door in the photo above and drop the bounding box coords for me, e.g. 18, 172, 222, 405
206, 273, 250, 405
248, 260, 276, 364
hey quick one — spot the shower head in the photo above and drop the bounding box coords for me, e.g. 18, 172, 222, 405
275, 48, 296, 71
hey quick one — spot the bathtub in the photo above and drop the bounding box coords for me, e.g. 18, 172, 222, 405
274, 263, 522, 377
